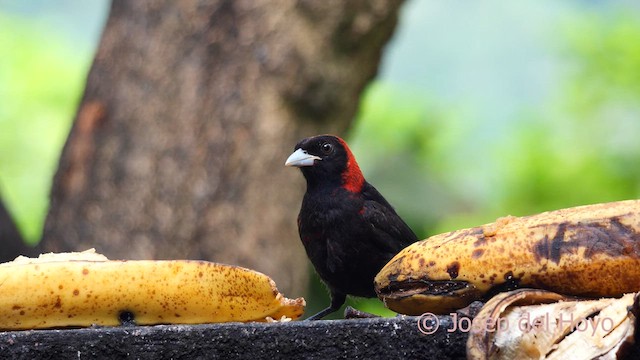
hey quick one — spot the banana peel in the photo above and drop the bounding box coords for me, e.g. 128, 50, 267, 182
467, 289, 640, 360
0, 249, 305, 330
374, 200, 640, 315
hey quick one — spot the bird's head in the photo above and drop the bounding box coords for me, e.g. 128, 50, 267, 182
285, 134, 364, 193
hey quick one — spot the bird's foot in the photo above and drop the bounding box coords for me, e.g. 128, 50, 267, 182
344, 306, 380, 319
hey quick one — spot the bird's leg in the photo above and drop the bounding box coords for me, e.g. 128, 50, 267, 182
306, 291, 346, 320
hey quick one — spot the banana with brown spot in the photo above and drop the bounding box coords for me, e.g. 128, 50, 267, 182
0, 250, 305, 330
374, 199, 640, 315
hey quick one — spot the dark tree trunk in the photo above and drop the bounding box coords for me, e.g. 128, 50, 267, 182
0, 194, 37, 261
42, 0, 403, 296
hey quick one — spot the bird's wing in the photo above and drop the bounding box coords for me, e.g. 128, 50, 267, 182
360, 183, 418, 252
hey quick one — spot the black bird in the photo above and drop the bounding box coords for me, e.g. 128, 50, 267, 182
285, 134, 418, 320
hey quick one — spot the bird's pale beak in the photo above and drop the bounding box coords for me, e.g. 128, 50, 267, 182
285, 148, 321, 167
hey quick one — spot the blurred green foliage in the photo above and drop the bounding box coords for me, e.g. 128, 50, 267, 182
496, 14, 640, 218
0, 14, 90, 243
566, 14, 640, 111
353, 12, 640, 230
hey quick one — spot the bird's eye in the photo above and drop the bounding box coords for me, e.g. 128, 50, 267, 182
321, 142, 333, 154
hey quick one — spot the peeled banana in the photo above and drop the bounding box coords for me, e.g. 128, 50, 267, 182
467, 289, 639, 360
0, 250, 305, 330
374, 199, 640, 315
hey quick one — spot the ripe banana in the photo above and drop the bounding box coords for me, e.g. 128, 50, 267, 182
0, 249, 305, 330
374, 199, 640, 315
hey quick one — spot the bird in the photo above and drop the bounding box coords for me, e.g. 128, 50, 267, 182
285, 134, 418, 320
